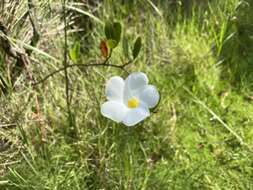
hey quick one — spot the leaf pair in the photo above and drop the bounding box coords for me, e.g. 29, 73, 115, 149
100, 21, 122, 58
104, 21, 122, 47
100, 20, 142, 60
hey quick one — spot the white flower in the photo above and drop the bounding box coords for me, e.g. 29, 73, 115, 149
101, 72, 160, 127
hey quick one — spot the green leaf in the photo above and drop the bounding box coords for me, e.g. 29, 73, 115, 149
107, 39, 117, 49
132, 36, 142, 59
112, 22, 122, 45
104, 21, 114, 40
69, 41, 80, 63
122, 35, 129, 58
104, 21, 122, 47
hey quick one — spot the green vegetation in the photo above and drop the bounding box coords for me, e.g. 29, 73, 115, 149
1, 0, 253, 189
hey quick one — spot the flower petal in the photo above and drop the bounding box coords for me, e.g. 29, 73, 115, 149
122, 105, 150, 127
101, 101, 128, 123
124, 72, 148, 103
106, 76, 124, 101
139, 85, 160, 108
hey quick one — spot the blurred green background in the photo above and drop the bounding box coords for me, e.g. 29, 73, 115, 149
1, 0, 253, 189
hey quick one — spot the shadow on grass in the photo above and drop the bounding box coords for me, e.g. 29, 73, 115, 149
218, 1, 253, 90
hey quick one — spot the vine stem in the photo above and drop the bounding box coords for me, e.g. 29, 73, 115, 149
33, 60, 129, 86
62, 0, 73, 131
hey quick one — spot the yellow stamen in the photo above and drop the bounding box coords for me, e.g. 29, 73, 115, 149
127, 97, 139, 108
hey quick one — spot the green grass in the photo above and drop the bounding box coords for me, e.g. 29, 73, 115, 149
1, 0, 253, 189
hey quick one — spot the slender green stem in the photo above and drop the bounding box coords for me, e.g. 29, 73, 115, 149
33, 62, 128, 86
62, 0, 73, 131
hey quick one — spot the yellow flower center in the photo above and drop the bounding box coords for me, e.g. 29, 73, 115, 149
127, 97, 139, 108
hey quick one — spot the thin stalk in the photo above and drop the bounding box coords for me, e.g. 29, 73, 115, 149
62, 0, 73, 132
33, 62, 129, 86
